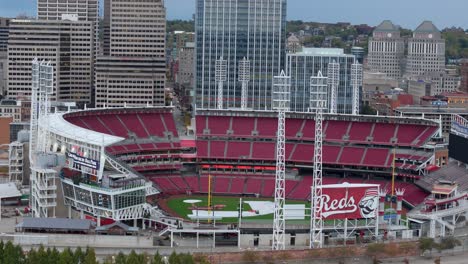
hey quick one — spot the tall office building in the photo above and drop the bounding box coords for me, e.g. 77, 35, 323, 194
37, 0, 99, 22
7, 19, 94, 103
195, 0, 287, 110
367, 20, 405, 79
405, 21, 445, 77
95, 0, 166, 108
286, 48, 358, 114
0, 18, 9, 97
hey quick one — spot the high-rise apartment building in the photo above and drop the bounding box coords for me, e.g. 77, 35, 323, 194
286, 48, 358, 113
7, 19, 94, 103
195, 0, 287, 110
367, 20, 405, 79
405, 21, 445, 77
95, 0, 166, 108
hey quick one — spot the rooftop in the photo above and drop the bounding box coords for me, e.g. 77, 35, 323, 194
16, 218, 93, 231
414, 21, 440, 34
294, 48, 347, 56
44, 113, 125, 147
374, 20, 399, 33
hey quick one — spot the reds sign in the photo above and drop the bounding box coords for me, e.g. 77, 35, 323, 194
317, 183, 379, 219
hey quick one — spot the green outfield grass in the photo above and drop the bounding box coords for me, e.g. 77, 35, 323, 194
166, 195, 311, 223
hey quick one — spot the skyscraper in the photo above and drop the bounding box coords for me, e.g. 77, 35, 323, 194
7, 19, 94, 103
405, 21, 445, 77
286, 48, 358, 114
367, 20, 405, 79
195, 0, 287, 110
37, 0, 99, 22
95, 0, 166, 108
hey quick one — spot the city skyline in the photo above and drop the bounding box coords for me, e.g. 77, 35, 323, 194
1, 0, 468, 29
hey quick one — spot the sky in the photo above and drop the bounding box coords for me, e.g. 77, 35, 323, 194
0, 0, 467, 29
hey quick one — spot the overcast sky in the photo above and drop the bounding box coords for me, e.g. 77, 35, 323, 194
1, 0, 466, 29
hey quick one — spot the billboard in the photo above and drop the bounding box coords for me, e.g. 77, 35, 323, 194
449, 133, 468, 164
451, 121, 468, 136
318, 183, 379, 220
66, 151, 99, 170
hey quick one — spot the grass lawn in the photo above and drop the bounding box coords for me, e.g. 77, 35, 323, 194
166, 195, 311, 223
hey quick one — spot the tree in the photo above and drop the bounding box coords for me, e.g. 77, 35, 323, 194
114, 252, 127, 264
83, 247, 97, 264
49, 247, 60, 264
168, 251, 180, 264
58, 248, 74, 264
2, 241, 25, 264
153, 252, 164, 264
436, 236, 461, 252
126, 250, 145, 264
73, 247, 85, 264
178, 253, 194, 264
419, 237, 436, 256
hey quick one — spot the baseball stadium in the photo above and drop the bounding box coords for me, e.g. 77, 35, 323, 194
27, 102, 468, 248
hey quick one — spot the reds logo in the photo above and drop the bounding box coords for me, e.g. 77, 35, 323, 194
319, 187, 378, 219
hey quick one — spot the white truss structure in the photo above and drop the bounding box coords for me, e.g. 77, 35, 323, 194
215, 56, 227, 110
327, 61, 340, 114
351, 62, 363, 115
9, 142, 24, 185
30, 59, 56, 218
272, 70, 290, 250
310, 72, 327, 248
238, 57, 251, 110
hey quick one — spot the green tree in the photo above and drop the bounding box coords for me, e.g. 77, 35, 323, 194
73, 247, 85, 264
153, 252, 164, 264
178, 253, 194, 264
168, 251, 180, 264
126, 250, 145, 264
83, 247, 97, 264
436, 236, 462, 252
58, 248, 74, 264
419, 237, 436, 256
114, 252, 127, 264
2, 241, 25, 264
49, 247, 60, 264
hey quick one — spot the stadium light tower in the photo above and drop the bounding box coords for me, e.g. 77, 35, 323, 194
351, 62, 363, 115
238, 57, 251, 110
272, 70, 291, 250
327, 61, 340, 114
215, 56, 227, 110
309, 71, 327, 248
30, 58, 53, 161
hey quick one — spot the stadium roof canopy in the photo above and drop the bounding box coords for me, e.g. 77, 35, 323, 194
44, 113, 125, 147
16, 218, 94, 232
0, 182, 22, 198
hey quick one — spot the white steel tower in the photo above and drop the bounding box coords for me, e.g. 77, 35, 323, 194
30, 59, 53, 161
272, 70, 291, 250
351, 62, 363, 115
215, 56, 227, 110
309, 72, 327, 248
238, 57, 251, 110
327, 61, 340, 114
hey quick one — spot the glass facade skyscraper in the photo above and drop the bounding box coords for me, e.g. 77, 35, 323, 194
286, 48, 358, 114
195, 0, 287, 110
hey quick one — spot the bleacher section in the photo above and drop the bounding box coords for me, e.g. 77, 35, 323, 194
64, 108, 182, 173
